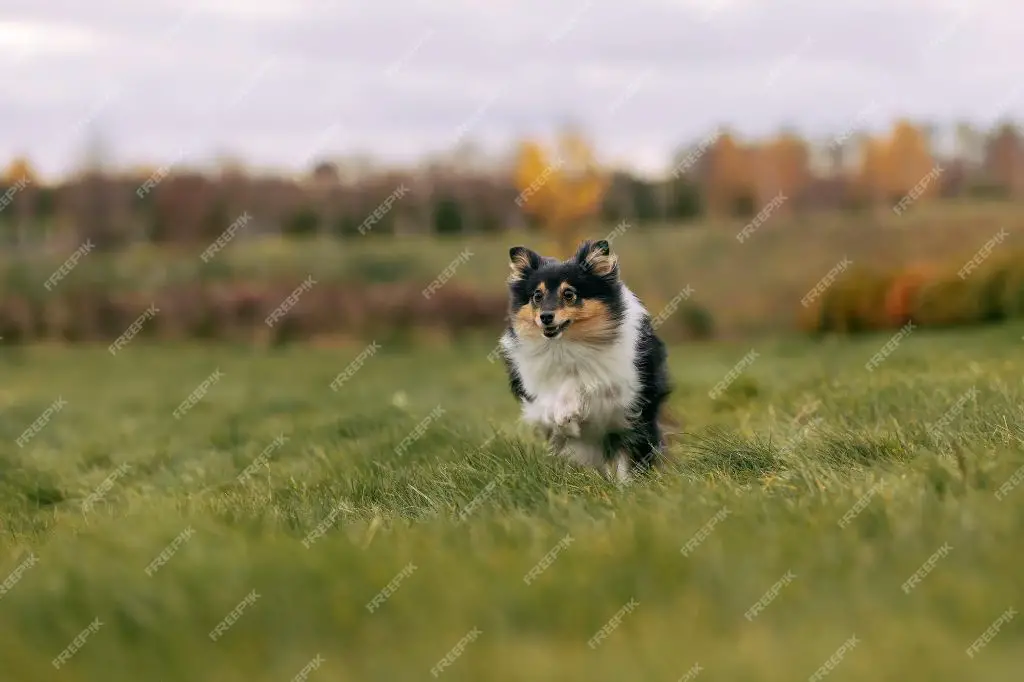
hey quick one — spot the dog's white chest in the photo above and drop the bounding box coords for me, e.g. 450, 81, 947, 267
501, 285, 647, 444
513, 339, 638, 436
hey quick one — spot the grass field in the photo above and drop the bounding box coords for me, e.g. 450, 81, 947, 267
2, 326, 1024, 681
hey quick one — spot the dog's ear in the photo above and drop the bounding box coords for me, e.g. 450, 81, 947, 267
574, 240, 618, 279
508, 246, 542, 283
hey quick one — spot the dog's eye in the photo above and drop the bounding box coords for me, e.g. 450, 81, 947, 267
532, 289, 543, 304
563, 289, 577, 303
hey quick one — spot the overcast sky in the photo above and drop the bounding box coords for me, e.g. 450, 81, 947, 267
2, 0, 1022, 180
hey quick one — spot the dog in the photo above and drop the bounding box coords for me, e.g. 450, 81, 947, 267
497, 239, 672, 482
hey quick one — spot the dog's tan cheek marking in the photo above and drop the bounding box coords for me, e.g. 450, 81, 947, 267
513, 303, 541, 338
564, 299, 617, 344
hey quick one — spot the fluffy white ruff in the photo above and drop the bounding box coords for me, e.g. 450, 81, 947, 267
501, 285, 646, 481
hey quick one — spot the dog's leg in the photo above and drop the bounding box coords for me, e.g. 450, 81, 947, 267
604, 450, 632, 483
554, 437, 605, 471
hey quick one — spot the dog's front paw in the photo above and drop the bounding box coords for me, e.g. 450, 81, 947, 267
550, 397, 580, 427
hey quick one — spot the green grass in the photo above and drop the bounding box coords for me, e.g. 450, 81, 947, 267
2, 327, 1024, 681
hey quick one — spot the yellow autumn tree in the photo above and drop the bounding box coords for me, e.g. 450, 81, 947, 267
757, 132, 809, 210
2, 156, 39, 245
3, 156, 38, 186
514, 127, 608, 257
883, 120, 936, 200
856, 136, 888, 204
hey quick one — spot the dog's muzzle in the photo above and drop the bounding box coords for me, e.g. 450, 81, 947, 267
541, 320, 571, 339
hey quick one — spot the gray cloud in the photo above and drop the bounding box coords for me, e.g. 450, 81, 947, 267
1, 0, 1021, 179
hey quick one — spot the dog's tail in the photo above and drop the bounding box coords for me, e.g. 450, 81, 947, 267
658, 405, 684, 445
647, 404, 683, 473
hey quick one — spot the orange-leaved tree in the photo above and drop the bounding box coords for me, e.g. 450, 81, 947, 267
513, 127, 608, 257
704, 131, 749, 217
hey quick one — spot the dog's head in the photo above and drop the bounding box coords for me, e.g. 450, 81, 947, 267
506, 240, 624, 343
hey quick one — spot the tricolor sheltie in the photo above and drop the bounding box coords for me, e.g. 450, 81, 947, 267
498, 239, 672, 482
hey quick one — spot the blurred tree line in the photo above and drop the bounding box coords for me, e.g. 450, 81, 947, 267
2, 118, 1023, 251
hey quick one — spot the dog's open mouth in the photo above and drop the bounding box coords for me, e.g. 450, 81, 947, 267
542, 321, 571, 338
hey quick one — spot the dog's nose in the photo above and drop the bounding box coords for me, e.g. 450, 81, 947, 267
539, 312, 555, 325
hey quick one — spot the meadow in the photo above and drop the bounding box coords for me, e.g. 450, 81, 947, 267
5, 199, 1024, 345
2, 323, 1023, 681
